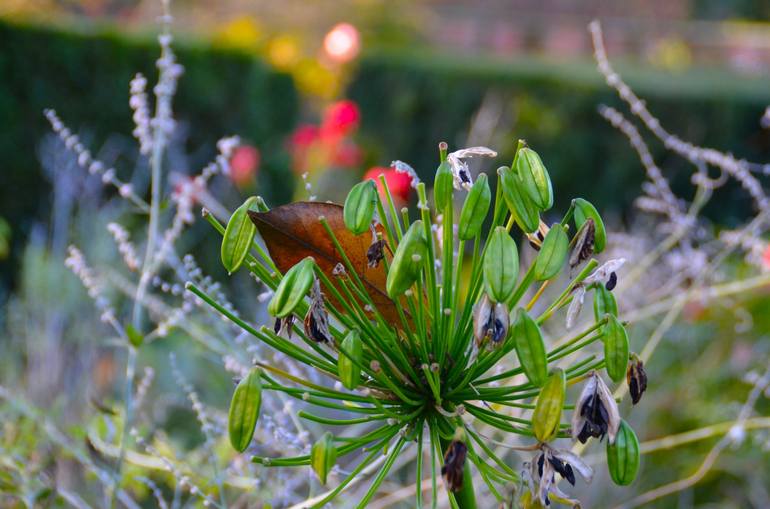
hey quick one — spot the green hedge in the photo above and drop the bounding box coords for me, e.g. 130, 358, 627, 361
349, 49, 770, 225
0, 20, 298, 291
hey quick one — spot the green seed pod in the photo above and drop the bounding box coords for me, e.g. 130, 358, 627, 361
311, 431, 337, 485
343, 180, 377, 235
434, 159, 454, 212
516, 147, 553, 211
221, 196, 258, 274
532, 368, 566, 442
573, 198, 606, 253
458, 173, 491, 240
604, 314, 630, 383
594, 285, 618, 320
268, 257, 316, 318
499, 166, 540, 234
606, 420, 640, 486
513, 309, 548, 387
483, 227, 519, 303
228, 368, 262, 452
386, 220, 427, 298
533, 224, 568, 281
338, 330, 363, 390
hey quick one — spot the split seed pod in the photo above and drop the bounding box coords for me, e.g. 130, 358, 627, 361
473, 293, 509, 348
533, 368, 566, 442
343, 180, 378, 235
513, 308, 548, 387
573, 198, 606, 253
268, 257, 316, 318
221, 196, 258, 274
626, 355, 648, 405
483, 227, 519, 303
534, 224, 568, 281
304, 280, 332, 343
593, 284, 618, 319
606, 420, 640, 486
516, 146, 553, 211
458, 173, 491, 240
311, 432, 337, 485
228, 368, 262, 452
604, 315, 630, 383
386, 220, 428, 298
338, 329, 363, 390
441, 436, 468, 492
572, 371, 620, 444
569, 219, 595, 270
499, 166, 540, 233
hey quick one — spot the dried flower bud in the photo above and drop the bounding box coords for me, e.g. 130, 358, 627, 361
268, 257, 316, 318
573, 198, 606, 253
304, 280, 331, 343
626, 354, 647, 405
441, 435, 467, 492
311, 432, 337, 485
483, 227, 519, 303
572, 371, 621, 444
569, 218, 595, 270
458, 172, 491, 240
606, 420, 640, 485
343, 180, 377, 235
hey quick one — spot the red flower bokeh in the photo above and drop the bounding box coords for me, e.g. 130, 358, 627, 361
229, 145, 260, 186
363, 166, 412, 203
321, 100, 360, 138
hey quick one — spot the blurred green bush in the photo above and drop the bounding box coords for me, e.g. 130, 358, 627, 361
0, 19, 298, 291
349, 49, 770, 225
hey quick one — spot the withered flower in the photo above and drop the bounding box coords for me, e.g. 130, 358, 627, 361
565, 286, 586, 330
626, 354, 647, 405
473, 294, 509, 348
583, 258, 625, 288
524, 444, 593, 507
572, 371, 620, 444
367, 238, 388, 268
441, 436, 467, 492
273, 315, 295, 339
304, 279, 331, 343
569, 218, 595, 270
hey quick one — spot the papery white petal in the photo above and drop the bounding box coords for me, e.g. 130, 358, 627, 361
566, 286, 586, 329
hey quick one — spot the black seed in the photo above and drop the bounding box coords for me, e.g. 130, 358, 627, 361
273, 318, 282, 334
460, 169, 471, 184
606, 271, 617, 291
537, 453, 545, 478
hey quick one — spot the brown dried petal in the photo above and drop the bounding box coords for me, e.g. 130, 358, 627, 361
569, 218, 595, 270
627, 357, 648, 405
441, 440, 467, 492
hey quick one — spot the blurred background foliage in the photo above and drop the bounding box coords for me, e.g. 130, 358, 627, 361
2, 0, 770, 507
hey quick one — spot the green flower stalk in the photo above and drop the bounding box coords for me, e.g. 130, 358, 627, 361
190, 140, 643, 508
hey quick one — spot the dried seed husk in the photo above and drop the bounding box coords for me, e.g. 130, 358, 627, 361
626, 356, 648, 405
533, 368, 566, 443
386, 220, 427, 298
569, 219, 595, 270
606, 420, 640, 486
499, 166, 540, 234
534, 224, 568, 281
338, 330, 363, 390
516, 146, 553, 211
343, 180, 378, 235
573, 198, 606, 253
513, 308, 548, 387
593, 284, 618, 320
441, 439, 468, 492
221, 196, 259, 274
434, 159, 454, 211
268, 257, 316, 318
483, 227, 519, 303
311, 432, 337, 485
458, 173, 491, 240
228, 368, 262, 452
604, 315, 630, 383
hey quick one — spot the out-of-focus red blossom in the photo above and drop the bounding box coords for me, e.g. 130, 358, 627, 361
763, 244, 770, 270
290, 124, 320, 149
363, 166, 412, 202
229, 145, 260, 186
321, 100, 360, 138
332, 142, 363, 167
